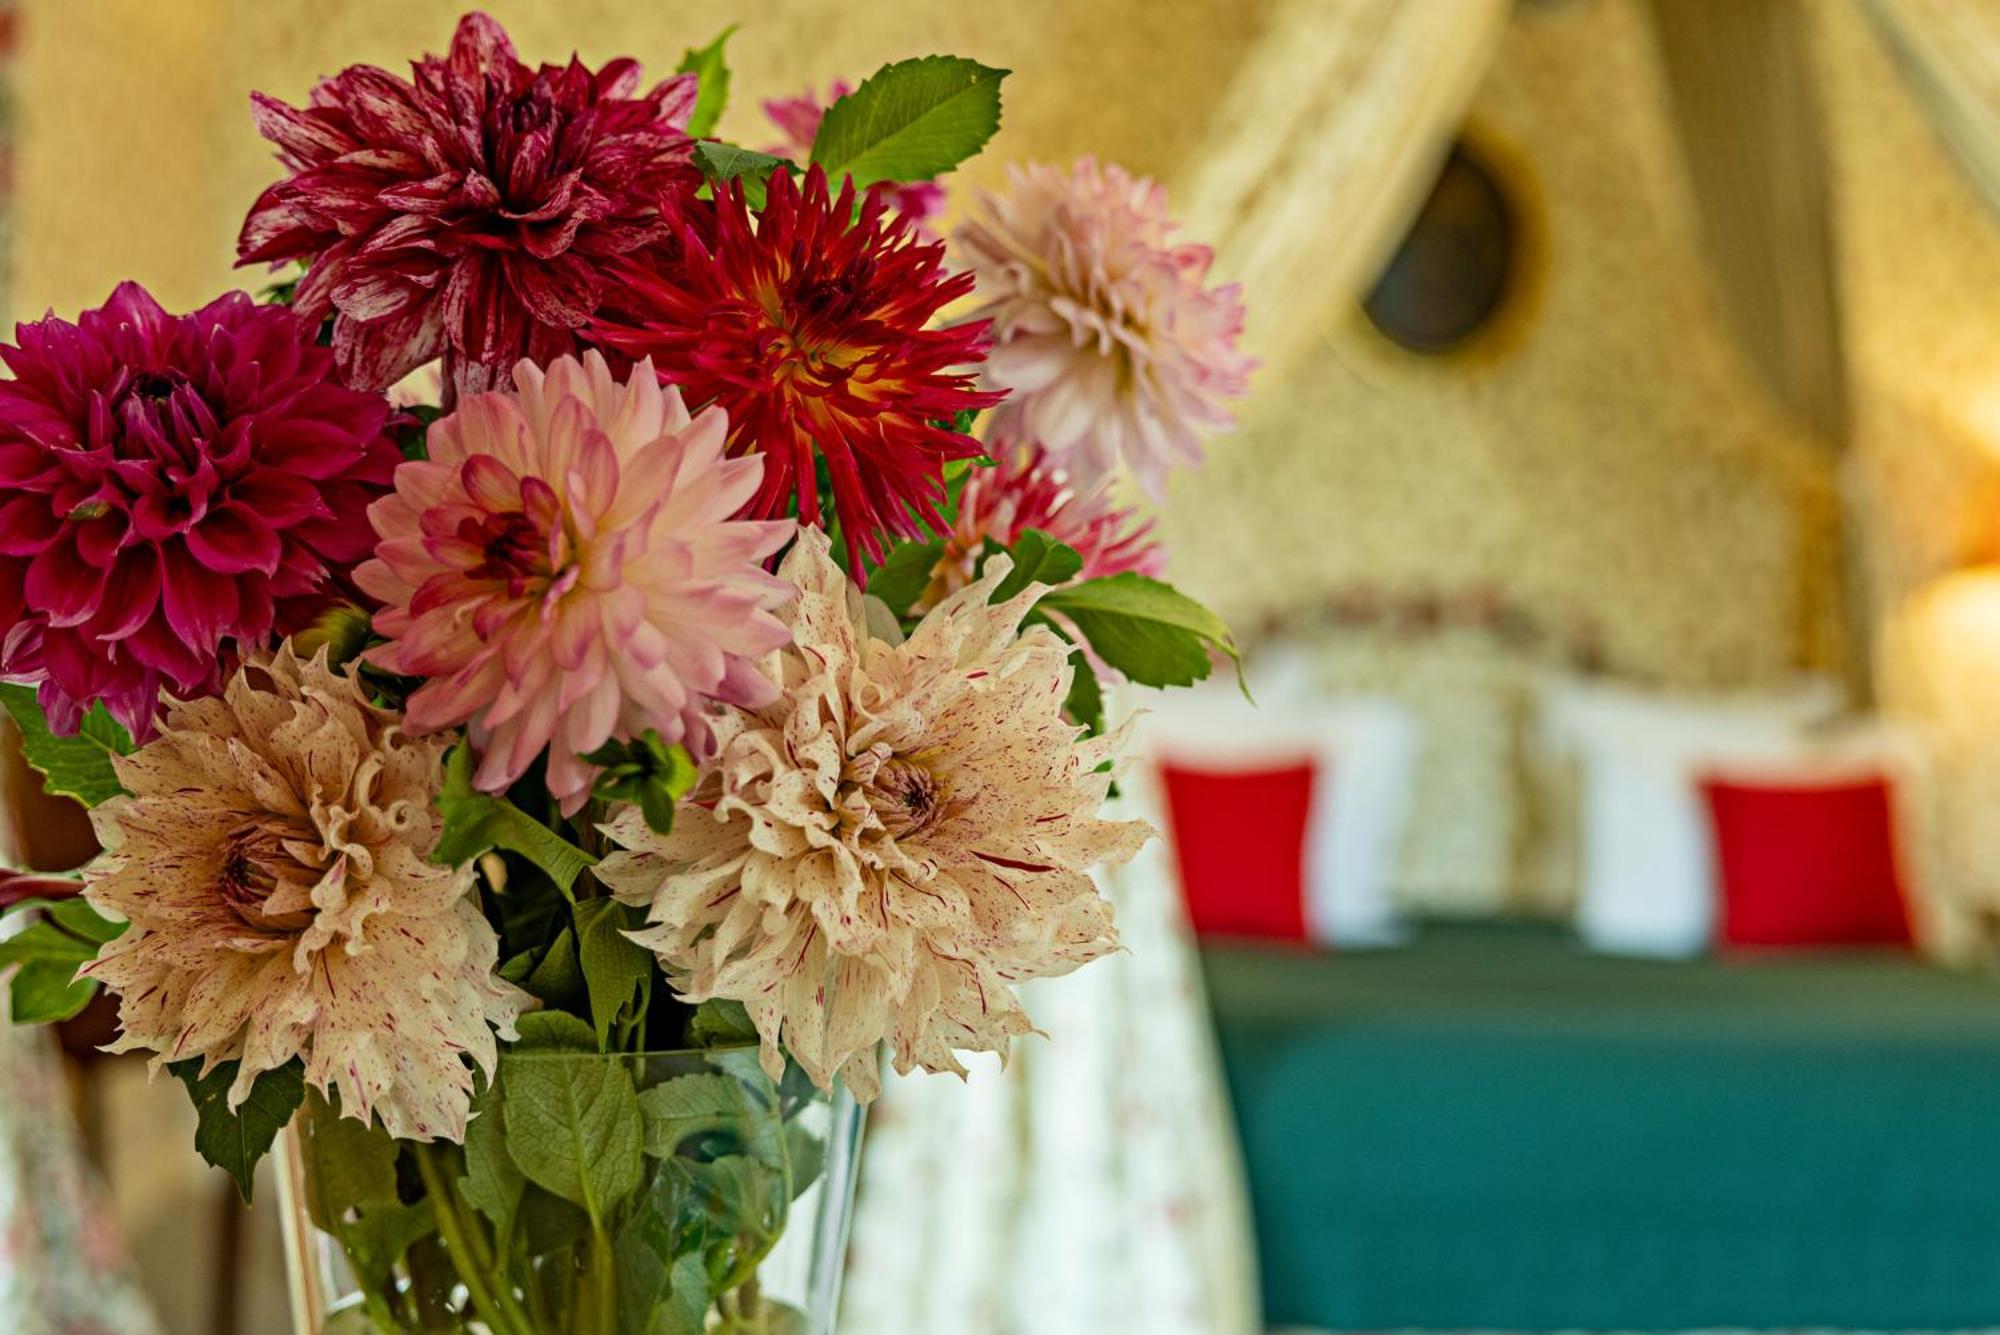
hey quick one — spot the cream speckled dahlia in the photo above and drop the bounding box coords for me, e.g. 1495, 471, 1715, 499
82, 647, 528, 1141
596, 528, 1150, 1099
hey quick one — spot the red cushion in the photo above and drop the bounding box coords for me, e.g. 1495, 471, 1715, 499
1700, 774, 1913, 950
1158, 759, 1315, 943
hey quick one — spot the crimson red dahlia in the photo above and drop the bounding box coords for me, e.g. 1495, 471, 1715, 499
236, 12, 698, 401
0, 283, 399, 739
590, 166, 1001, 571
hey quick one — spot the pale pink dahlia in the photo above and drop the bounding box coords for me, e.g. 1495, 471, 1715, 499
237, 12, 698, 401
761, 83, 947, 230
355, 351, 793, 812
82, 647, 529, 1142
956, 158, 1253, 496
921, 442, 1164, 612
596, 528, 1151, 1100
0, 282, 399, 740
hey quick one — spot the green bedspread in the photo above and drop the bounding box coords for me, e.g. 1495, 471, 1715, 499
1202, 923, 2000, 1330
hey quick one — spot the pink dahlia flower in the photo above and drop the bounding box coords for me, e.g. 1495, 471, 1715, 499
956, 158, 1254, 496
355, 351, 793, 813
0, 282, 399, 740
237, 12, 698, 402
921, 443, 1163, 612
761, 82, 948, 231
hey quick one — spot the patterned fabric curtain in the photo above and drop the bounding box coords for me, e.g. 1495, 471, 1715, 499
1176, 0, 1510, 379
841, 783, 1261, 1335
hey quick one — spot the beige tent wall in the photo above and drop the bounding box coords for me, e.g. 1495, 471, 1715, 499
1159, 0, 1835, 912
13, 0, 1264, 320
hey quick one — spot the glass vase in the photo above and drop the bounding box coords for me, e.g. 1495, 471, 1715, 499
277, 1047, 864, 1335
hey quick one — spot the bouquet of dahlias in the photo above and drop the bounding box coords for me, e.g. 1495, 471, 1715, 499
0, 14, 1249, 1334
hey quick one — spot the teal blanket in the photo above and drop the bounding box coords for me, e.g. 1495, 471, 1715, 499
1203, 924, 2000, 1330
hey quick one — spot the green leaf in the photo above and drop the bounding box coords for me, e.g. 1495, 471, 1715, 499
511, 1009, 599, 1053
169, 1059, 306, 1202
300, 1092, 400, 1228
0, 682, 133, 807
523, 927, 586, 1014
677, 25, 739, 139
687, 998, 759, 1049
574, 898, 653, 1050
1042, 574, 1240, 690
692, 141, 794, 209
637, 1073, 781, 1167
7, 961, 95, 1023
0, 901, 121, 1023
298, 1093, 435, 1284
459, 1081, 525, 1244
587, 731, 698, 838
866, 541, 943, 620
985, 529, 1083, 604
1064, 649, 1106, 736
784, 1125, 827, 1202
432, 744, 596, 895
810, 56, 1007, 190
499, 1047, 645, 1223
616, 1223, 710, 1335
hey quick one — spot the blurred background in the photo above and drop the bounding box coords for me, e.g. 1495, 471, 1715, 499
12, 0, 2000, 1331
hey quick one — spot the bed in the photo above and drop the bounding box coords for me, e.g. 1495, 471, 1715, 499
1203, 921, 2000, 1330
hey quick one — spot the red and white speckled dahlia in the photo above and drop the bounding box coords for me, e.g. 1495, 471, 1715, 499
0, 282, 398, 740
355, 352, 793, 813
595, 527, 1151, 1100
81, 646, 529, 1142
237, 12, 699, 401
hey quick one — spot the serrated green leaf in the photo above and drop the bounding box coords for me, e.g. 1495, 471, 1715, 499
499, 1047, 644, 1223
1064, 649, 1106, 736
866, 541, 943, 620
637, 1073, 781, 1167
7, 960, 95, 1023
574, 898, 652, 1050
1042, 574, 1240, 689
687, 998, 759, 1048
511, 1009, 599, 1053
524, 927, 586, 1014
170, 1059, 306, 1202
810, 56, 1006, 190
432, 744, 596, 895
0, 683, 132, 807
677, 25, 738, 139
693, 141, 794, 210
460, 1081, 524, 1244
0, 901, 121, 1024
986, 529, 1083, 604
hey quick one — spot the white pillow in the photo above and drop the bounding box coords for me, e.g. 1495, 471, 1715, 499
1137, 662, 1419, 948
1540, 678, 1842, 958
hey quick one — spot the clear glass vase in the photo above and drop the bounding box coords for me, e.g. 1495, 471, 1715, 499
277, 1047, 863, 1334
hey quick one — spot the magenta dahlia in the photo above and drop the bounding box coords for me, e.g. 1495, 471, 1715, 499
589, 166, 1001, 573
0, 282, 399, 740
236, 11, 698, 401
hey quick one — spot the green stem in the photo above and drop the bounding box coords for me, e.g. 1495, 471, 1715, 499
411, 1143, 537, 1335
581, 1222, 619, 1335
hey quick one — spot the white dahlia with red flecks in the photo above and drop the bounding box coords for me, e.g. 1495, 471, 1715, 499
596, 527, 1151, 1099
81, 646, 529, 1141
